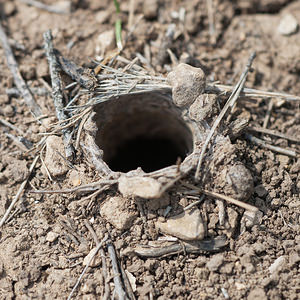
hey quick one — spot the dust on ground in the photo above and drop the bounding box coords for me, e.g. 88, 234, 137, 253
0, 0, 299, 299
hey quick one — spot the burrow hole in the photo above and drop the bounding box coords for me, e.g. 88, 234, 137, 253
94, 92, 194, 173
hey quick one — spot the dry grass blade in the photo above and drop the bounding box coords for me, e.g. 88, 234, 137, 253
248, 126, 300, 143
0, 22, 42, 118
245, 133, 298, 157
182, 182, 259, 212
195, 52, 257, 180
207, 83, 300, 101
67, 235, 108, 300
29, 179, 118, 194
43, 30, 75, 159
0, 156, 39, 227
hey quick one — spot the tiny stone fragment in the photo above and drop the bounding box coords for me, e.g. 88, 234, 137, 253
118, 176, 162, 199
46, 232, 59, 243
125, 270, 137, 292
43, 135, 69, 177
83, 247, 101, 267
53, 1, 72, 14
67, 169, 81, 187
278, 14, 298, 36
226, 163, 254, 200
167, 63, 206, 107
156, 208, 205, 240
242, 209, 263, 228
269, 255, 286, 273
100, 196, 138, 230
289, 252, 300, 267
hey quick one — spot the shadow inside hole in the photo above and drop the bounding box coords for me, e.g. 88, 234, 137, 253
94, 92, 194, 173
108, 136, 185, 173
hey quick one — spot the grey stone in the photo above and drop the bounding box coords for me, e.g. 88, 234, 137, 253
167, 63, 206, 107
278, 14, 298, 36
156, 208, 205, 240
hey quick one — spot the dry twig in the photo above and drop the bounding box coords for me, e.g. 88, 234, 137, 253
67, 234, 108, 300
43, 30, 75, 159
195, 52, 257, 180
245, 133, 298, 157
0, 156, 39, 227
107, 242, 127, 300
84, 220, 111, 298
29, 179, 118, 194
124, 235, 228, 258
18, 0, 71, 14
182, 182, 259, 212
0, 22, 42, 118
247, 126, 300, 143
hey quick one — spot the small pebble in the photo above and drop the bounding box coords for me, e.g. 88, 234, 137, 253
167, 63, 206, 107
46, 232, 59, 243
156, 208, 205, 240
269, 255, 286, 273
118, 175, 162, 199
278, 14, 298, 36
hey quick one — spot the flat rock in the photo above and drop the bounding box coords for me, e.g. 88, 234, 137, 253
167, 63, 206, 107
118, 175, 162, 199
278, 14, 298, 36
43, 135, 69, 177
100, 196, 138, 230
156, 208, 205, 240
188, 93, 218, 122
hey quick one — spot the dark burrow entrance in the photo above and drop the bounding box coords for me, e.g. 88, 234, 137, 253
94, 92, 194, 173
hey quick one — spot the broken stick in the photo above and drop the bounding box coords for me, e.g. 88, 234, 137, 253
43, 30, 75, 159
0, 22, 42, 118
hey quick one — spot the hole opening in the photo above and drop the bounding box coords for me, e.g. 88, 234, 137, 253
94, 92, 194, 173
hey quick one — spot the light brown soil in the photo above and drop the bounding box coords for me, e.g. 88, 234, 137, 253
0, 0, 299, 299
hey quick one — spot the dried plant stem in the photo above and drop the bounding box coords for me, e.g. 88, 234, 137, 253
54, 49, 97, 90
127, 236, 228, 258
67, 235, 108, 300
245, 133, 298, 157
0, 22, 42, 118
263, 98, 274, 128
29, 179, 118, 194
0, 118, 25, 135
18, 0, 70, 14
107, 242, 127, 300
247, 126, 300, 143
0, 156, 39, 227
195, 52, 256, 180
207, 83, 300, 101
84, 220, 111, 298
182, 182, 259, 212
43, 30, 75, 159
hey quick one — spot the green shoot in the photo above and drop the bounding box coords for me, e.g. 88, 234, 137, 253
113, 0, 123, 51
